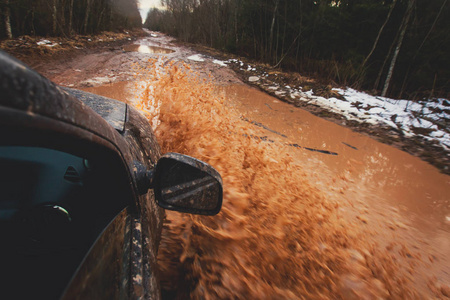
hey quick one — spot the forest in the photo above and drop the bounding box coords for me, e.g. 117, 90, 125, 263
144, 0, 449, 99
0, 0, 141, 38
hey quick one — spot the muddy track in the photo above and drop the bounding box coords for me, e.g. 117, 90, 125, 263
8, 33, 448, 175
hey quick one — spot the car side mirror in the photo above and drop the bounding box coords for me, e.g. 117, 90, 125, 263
152, 153, 223, 215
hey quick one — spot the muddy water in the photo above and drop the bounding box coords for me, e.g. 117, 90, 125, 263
222, 85, 450, 295
80, 66, 450, 298
81, 81, 132, 104
123, 44, 175, 54
222, 85, 450, 231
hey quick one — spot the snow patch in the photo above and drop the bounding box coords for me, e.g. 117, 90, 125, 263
296, 87, 450, 149
187, 54, 205, 62
213, 59, 227, 67
249, 76, 259, 82
37, 39, 58, 47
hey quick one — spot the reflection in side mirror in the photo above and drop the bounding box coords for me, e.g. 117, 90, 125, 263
154, 153, 223, 215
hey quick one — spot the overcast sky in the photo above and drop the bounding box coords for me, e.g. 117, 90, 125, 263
138, 0, 164, 22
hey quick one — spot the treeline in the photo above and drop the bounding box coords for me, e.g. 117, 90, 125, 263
0, 0, 141, 38
145, 0, 449, 99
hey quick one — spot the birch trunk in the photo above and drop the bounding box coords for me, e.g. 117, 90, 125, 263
52, 0, 57, 35
69, 0, 74, 34
83, 0, 92, 34
362, 0, 397, 68
269, 0, 279, 59
4, 0, 13, 38
381, 0, 415, 97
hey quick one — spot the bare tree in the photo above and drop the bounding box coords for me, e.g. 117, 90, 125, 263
84, 0, 93, 33
381, 0, 415, 97
269, 0, 279, 59
52, 0, 57, 34
398, 0, 448, 98
68, 0, 74, 35
362, 0, 397, 68
59, 0, 66, 35
4, 0, 12, 38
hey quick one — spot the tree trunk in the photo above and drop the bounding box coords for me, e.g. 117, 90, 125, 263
4, 0, 13, 38
60, 0, 66, 36
275, 15, 279, 63
259, 4, 264, 60
69, 0, 74, 35
295, 0, 303, 68
274, 31, 302, 68
31, 4, 35, 36
234, 0, 238, 45
381, 0, 415, 97
84, 0, 92, 34
269, 0, 279, 59
52, 0, 58, 35
417, 0, 447, 53
97, 6, 106, 32
280, 2, 287, 64
362, 0, 397, 68
398, 0, 447, 98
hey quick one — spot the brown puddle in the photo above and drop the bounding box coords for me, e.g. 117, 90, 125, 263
84, 66, 450, 298
221, 84, 450, 296
123, 44, 175, 54
80, 81, 134, 104
222, 85, 450, 231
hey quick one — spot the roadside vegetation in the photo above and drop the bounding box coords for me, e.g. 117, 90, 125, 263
0, 0, 145, 63
0, 0, 141, 37
144, 0, 449, 100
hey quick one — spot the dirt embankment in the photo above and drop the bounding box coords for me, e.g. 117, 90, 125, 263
0, 29, 146, 68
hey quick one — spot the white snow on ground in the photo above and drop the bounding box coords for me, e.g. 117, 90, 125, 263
37, 39, 58, 47
37, 39, 52, 45
312, 88, 450, 149
187, 54, 205, 62
213, 59, 227, 67
226, 58, 450, 150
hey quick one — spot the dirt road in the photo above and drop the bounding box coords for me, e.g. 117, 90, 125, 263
29, 30, 449, 299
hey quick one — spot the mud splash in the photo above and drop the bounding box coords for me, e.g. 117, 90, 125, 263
134, 63, 431, 299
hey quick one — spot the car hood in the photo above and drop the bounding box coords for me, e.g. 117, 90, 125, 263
62, 87, 127, 132
0, 50, 122, 144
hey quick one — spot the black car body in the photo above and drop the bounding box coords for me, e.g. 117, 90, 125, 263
0, 51, 222, 299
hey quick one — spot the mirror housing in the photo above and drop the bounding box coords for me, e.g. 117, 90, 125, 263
152, 153, 222, 215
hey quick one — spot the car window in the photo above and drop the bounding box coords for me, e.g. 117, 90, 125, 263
0, 146, 133, 299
